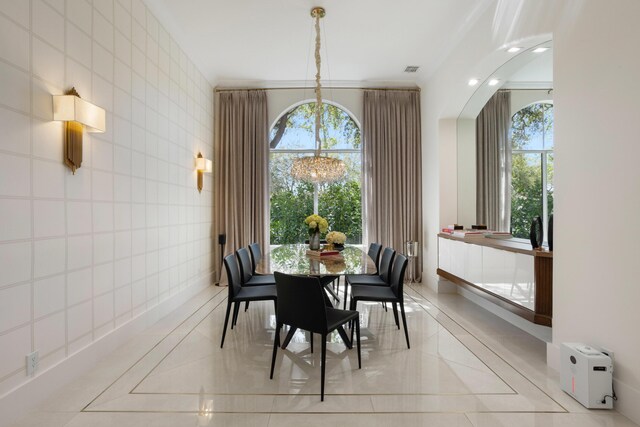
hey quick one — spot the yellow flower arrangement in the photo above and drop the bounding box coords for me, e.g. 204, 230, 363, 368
304, 214, 329, 235
326, 231, 347, 245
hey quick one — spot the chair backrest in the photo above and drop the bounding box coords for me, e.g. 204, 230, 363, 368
389, 254, 408, 297
248, 242, 261, 275
378, 247, 396, 283
367, 243, 382, 271
274, 272, 327, 334
223, 254, 242, 299
236, 247, 253, 284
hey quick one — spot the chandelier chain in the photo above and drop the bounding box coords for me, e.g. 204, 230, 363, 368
314, 11, 322, 155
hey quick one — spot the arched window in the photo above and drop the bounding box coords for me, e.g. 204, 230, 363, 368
510, 102, 554, 241
269, 102, 362, 245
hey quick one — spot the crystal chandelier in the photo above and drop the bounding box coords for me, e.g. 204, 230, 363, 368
291, 7, 346, 184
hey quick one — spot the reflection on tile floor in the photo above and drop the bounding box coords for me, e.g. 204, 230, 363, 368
9, 284, 639, 427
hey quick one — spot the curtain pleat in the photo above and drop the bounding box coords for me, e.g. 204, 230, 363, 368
476, 91, 511, 231
215, 90, 269, 282
363, 90, 423, 281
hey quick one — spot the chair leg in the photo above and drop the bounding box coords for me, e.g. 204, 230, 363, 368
383, 302, 387, 312
400, 301, 410, 349
310, 332, 314, 353
270, 322, 281, 379
343, 282, 348, 310
350, 300, 356, 344
392, 302, 400, 329
220, 300, 232, 348
355, 316, 361, 369
232, 302, 240, 328
245, 301, 250, 312
321, 334, 327, 401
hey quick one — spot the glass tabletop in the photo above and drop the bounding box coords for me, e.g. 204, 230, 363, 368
257, 244, 377, 276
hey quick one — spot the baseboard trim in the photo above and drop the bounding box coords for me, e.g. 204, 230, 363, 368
0, 272, 213, 427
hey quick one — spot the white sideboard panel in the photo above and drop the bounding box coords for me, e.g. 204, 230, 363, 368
438, 236, 451, 273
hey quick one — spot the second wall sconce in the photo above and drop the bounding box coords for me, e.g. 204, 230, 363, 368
195, 152, 212, 193
52, 87, 106, 174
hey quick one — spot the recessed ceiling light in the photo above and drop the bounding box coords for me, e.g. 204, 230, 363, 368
488, 79, 500, 86
507, 47, 522, 53
533, 47, 549, 53
468, 79, 479, 86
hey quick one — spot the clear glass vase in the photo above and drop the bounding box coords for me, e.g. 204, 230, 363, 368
309, 232, 320, 250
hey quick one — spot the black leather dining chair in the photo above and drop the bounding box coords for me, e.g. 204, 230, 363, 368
220, 254, 277, 348
343, 247, 396, 309
349, 254, 410, 349
367, 242, 383, 273
248, 242, 263, 276
270, 272, 361, 401
236, 247, 276, 316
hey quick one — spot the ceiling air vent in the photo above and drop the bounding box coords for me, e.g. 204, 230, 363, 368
404, 66, 420, 73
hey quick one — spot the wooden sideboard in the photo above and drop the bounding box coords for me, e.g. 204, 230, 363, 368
437, 233, 552, 327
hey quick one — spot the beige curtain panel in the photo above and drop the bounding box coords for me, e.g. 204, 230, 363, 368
215, 90, 269, 282
476, 90, 511, 232
363, 90, 423, 281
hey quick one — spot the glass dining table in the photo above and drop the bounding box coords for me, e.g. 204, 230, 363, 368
256, 244, 376, 349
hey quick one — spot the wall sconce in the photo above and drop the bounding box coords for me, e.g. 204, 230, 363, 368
52, 87, 105, 174
195, 152, 212, 193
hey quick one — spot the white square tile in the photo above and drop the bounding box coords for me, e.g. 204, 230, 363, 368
34, 274, 65, 318
66, 201, 92, 235
0, 107, 30, 155
0, 199, 31, 241
94, 12, 114, 54
131, 228, 145, 255
33, 38, 65, 87
93, 291, 113, 326
33, 159, 65, 198
114, 202, 132, 230
0, 241, 31, 287
113, 145, 131, 176
114, 283, 131, 316
93, 232, 114, 264
131, 72, 145, 102
34, 311, 65, 356
146, 273, 158, 301
131, 177, 146, 203
92, 75, 113, 114
0, 13, 29, 70
131, 124, 145, 153
94, 0, 114, 23
0, 283, 31, 333
114, 87, 132, 120
131, 278, 145, 307
0, 61, 30, 113
0, 153, 30, 197
114, 1, 131, 38
43, 0, 64, 14
131, 253, 145, 281
33, 118, 63, 161
114, 256, 131, 286
93, 262, 114, 295
65, 59, 92, 102
32, 78, 59, 121
131, 204, 146, 231
66, 0, 92, 34
0, 325, 31, 379
94, 317, 113, 339
114, 175, 131, 203
145, 250, 158, 275
114, 59, 132, 93
0, 0, 30, 28
113, 116, 132, 149
67, 235, 92, 270
66, 167, 91, 200
67, 268, 92, 306
33, 200, 66, 238
67, 300, 92, 341
34, 237, 66, 278
131, 14, 146, 49
32, 0, 64, 51
93, 202, 113, 232
93, 42, 114, 82
92, 170, 114, 202
66, 22, 92, 66
92, 138, 114, 172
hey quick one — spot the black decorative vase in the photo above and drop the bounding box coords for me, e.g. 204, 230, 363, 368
529, 216, 543, 249
548, 214, 554, 251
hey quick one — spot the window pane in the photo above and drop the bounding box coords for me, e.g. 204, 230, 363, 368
547, 152, 554, 217
511, 153, 543, 239
270, 103, 361, 150
511, 103, 551, 150
543, 103, 554, 149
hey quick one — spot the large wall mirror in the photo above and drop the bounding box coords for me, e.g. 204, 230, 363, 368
457, 41, 553, 241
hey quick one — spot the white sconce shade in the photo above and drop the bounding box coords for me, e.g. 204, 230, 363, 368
53, 95, 105, 132
195, 157, 212, 173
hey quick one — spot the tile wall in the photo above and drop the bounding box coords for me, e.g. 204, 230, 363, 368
0, 0, 214, 396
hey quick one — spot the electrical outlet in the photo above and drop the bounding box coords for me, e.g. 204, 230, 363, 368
26, 351, 39, 376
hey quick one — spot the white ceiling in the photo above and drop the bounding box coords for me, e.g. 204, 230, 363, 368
145, 0, 496, 87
